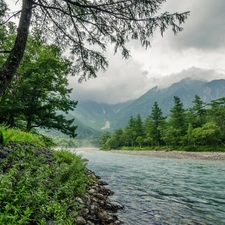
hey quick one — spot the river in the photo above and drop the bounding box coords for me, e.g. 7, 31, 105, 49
74, 148, 225, 225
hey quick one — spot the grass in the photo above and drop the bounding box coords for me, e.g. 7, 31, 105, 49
0, 126, 89, 224
0, 126, 54, 147
119, 145, 225, 152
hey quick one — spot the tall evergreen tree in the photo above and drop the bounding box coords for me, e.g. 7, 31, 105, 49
191, 95, 206, 127
134, 114, 144, 138
207, 98, 225, 140
169, 96, 187, 134
165, 96, 187, 146
149, 102, 166, 146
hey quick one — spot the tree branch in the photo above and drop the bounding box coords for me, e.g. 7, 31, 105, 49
0, 50, 11, 54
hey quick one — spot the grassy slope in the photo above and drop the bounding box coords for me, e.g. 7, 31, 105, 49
0, 127, 89, 224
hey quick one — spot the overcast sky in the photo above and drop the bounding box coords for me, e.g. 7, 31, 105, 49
8, 0, 225, 104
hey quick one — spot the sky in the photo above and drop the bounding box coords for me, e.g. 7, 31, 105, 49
8, 0, 225, 104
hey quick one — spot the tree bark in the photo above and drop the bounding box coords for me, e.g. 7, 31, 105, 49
0, 0, 33, 95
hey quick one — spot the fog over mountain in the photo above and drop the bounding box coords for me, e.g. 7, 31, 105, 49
69, 67, 225, 104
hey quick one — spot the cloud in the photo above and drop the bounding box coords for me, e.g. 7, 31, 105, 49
69, 65, 225, 104
163, 0, 225, 50
68, 0, 225, 105
157, 67, 225, 89
69, 49, 151, 104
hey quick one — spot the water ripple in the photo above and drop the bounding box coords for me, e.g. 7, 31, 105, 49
80, 149, 225, 225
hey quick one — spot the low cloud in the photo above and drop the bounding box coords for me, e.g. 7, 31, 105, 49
69, 66, 225, 104
163, 0, 225, 50
69, 50, 151, 104
157, 67, 225, 89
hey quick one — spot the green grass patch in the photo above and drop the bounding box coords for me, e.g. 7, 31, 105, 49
0, 126, 54, 147
0, 141, 88, 224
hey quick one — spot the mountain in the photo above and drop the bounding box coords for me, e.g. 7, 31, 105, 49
111, 78, 225, 129
70, 78, 225, 137
67, 100, 133, 138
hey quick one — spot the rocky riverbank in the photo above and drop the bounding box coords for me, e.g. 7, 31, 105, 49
111, 150, 225, 160
0, 142, 124, 224
77, 170, 124, 225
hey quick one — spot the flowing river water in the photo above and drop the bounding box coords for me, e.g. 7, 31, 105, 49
74, 148, 225, 225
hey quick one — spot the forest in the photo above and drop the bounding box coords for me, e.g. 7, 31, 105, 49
99, 95, 225, 151
0, 22, 78, 138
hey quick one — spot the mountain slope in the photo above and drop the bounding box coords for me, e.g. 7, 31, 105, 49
67, 78, 225, 137
111, 78, 225, 129
70, 100, 133, 132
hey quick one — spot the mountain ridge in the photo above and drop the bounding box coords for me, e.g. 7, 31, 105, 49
70, 78, 225, 137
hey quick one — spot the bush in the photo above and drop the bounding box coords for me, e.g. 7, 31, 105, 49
0, 143, 88, 224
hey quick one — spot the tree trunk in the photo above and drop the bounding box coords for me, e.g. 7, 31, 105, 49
0, 0, 33, 94
26, 117, 32, 132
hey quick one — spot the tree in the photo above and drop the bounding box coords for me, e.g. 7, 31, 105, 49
136, 136, 144, 148
99, 131, 111, 148
166, 96, 187, 146
0, 37, 78, 137
134, 114, 144, 138
191, 95, 206, 127
163, 126, 183, 147
147, 102, 166, 146
169, 96, 187, 135
192, 122, 222, 146
0, 0, 7, 18
207, 98, 225, 140
0, 0, 189, 94
113, 128, 124, 148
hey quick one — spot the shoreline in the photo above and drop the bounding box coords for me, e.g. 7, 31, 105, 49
111, 150, 225, 160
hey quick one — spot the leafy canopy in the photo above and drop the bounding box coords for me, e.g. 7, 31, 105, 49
0, 0, 190, 94
0, 34, 78, 137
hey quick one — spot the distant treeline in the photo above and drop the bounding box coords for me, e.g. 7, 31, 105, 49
99, 95, 225, 151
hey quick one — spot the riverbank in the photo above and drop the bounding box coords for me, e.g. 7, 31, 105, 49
111, 150, 225, 160
0, 142, 123, 224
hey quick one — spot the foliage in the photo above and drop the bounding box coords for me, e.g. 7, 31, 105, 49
0, 125, 55, 147
53, 136, 78, 148
145, 102, 166, 146
169, 96, 187, 134
0, 34, 78, 137
100, 96, 225, 151
0, 0, 189, 94
0, 142, 88, 224
99, 131, 111, 149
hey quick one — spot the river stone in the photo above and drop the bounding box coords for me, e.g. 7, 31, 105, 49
76, 216, 86, 225
95, 193, 105, 200
45, 220, 56, 225
88, 188, 95, 194
97, 209, 108, 220
110, 201, 125, 211
87, 221, 95, 225
76, 197, 84, 205
81, 207, 89, 216
90, 204, 98, 215
98, 180, 108, 185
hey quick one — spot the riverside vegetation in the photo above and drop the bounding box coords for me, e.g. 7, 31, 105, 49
99, 96, 225, 151
0, 127, 123, 224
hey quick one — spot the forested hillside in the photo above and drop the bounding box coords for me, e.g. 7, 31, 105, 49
111, 78, 225, 129
100, 95, 225, 151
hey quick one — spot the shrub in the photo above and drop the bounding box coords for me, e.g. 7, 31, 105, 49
0, 143, 88, 224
